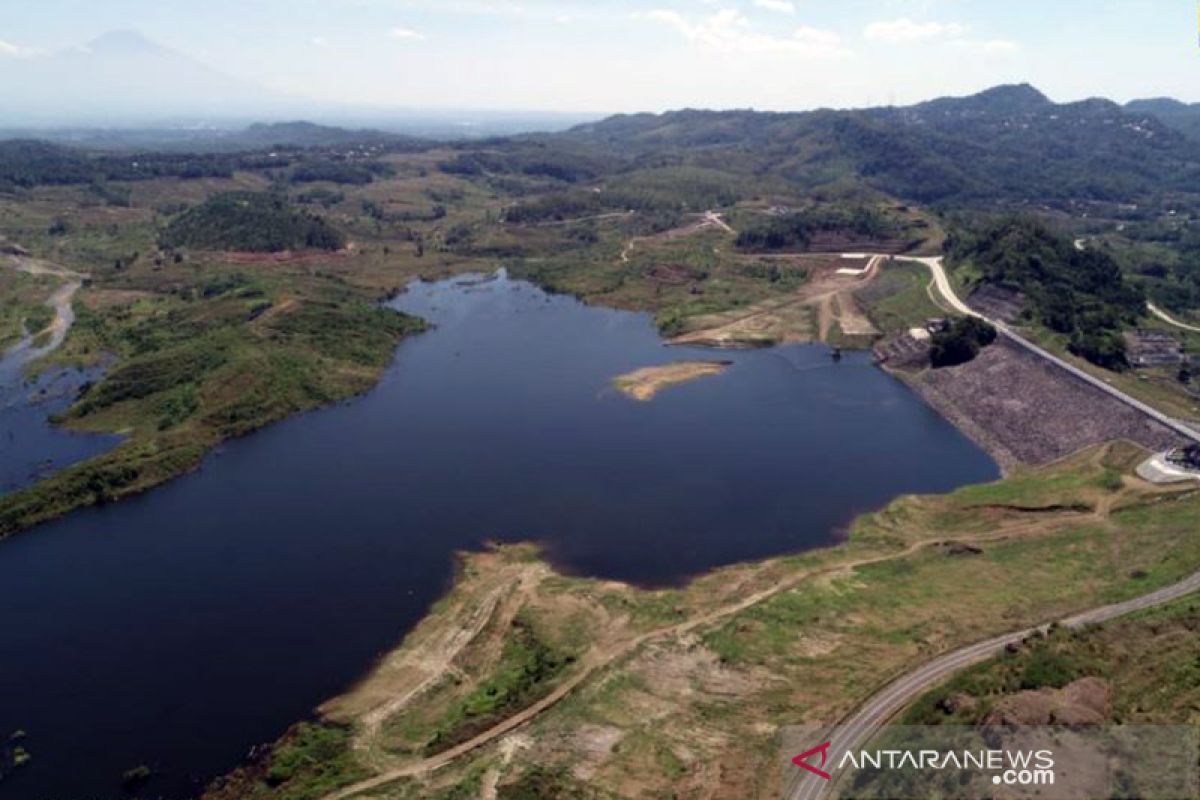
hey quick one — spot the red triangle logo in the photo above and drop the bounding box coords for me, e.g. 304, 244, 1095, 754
792, 741, 832, 780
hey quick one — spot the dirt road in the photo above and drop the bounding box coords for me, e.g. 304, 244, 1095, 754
1148, 301, 1200, 334
670, 255, 880, 348
321, 515, 1108, 800
784, 566, 1200, 800
317, 252, 1199, 800
1, 255, 85, 364
618, 211, 733, 264
702, 210, 735, 234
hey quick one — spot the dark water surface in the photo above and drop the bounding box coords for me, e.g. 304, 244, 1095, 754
0, 345, 120, 494
0, 273, 998, 799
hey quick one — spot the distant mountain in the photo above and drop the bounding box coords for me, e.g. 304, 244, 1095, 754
0, 30, 602, 135
851, 85, 1192, 203
0, 30, 301, 125
0, 115, 597, 152
1126, 98, 1200, 142
556, 84, 1200, 206
235, 121, 408, 149
907, 82, 1052, 117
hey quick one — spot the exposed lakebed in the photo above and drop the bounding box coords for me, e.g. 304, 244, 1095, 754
0, 272, 997, 799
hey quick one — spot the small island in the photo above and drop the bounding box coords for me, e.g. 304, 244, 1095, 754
612, 360, 731, 401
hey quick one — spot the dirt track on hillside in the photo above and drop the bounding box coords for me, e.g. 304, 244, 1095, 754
2, 255, 85, 363
321, 502, 1134, 800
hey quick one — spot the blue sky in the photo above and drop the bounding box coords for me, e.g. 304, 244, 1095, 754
1, 0, 1197, 112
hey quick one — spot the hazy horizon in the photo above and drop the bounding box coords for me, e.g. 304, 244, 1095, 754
1, 0, 1198, 127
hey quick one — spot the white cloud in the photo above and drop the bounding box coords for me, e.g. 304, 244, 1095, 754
636, 8, 848, 59
863, 18, 967, 43
753, 0, 795, 14
0, 38, 40, 58
861, 17, 1017, 55
311, 36, 329, 48
387, 26, 425, 40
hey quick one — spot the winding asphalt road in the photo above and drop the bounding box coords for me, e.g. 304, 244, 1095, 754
783, 255, 1200, 800
785, 567, 1200, 800
782, 568, 1200, 800
895, 256, 1200, 446
322, 250, 1200, 800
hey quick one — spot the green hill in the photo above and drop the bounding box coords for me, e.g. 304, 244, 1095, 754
549, 84, 1200, 208
1126, 97, 1200, 143
948, 216, 1145, 369
160, 192, 346, 253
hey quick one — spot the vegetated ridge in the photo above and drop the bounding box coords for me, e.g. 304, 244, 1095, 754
160, 192, 346, 253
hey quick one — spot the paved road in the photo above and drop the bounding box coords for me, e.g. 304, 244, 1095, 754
783, 254, 1200, 800
325, 252, 1200, 800
785, 567, 1200, 800
323, 535, 997, 800
894, 256, 1200, 446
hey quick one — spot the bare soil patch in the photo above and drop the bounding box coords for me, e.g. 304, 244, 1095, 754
670, 256, 879, 348
982, 677, 1111, 726
612, 361, 731, 401
828, 291, 878, 338
645, 264, 701, 286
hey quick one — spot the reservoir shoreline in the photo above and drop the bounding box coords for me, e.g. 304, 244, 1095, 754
0, 273, 997, 800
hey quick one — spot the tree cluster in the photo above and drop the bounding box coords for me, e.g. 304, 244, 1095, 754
930, 317, 998, 368
735, 204, 897, 252
160, 192, 345, 253
947, 216, 1144, 370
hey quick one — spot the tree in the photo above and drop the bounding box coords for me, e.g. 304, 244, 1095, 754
930, 317, 998, 368
1068, 331, 1129, 372
948, 216, 1144, 371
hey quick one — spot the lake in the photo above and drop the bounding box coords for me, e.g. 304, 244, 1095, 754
0, 272, 998, 799
0, 344, 119, 495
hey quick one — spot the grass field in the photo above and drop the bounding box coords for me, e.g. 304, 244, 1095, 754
854, 259, 953, 336
0, 269, 57, 350
905, 591, 1200, 727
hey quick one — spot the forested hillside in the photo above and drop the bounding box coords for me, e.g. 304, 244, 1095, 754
1127, 98, 1200, 143
947, 217, 1145, 368
160, 192, 346, 252
8, 84, 1200, 213
551, 84, 1200, 208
